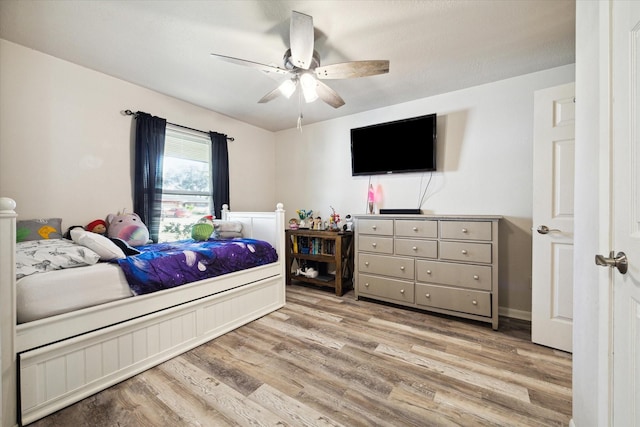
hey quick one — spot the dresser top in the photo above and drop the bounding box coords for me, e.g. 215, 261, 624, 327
354, 214, 502, 221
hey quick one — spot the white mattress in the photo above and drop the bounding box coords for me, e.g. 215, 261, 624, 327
17, 263, 133, 324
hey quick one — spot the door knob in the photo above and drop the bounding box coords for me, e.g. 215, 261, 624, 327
536, 225, 561, 234
595, 251, 628, 274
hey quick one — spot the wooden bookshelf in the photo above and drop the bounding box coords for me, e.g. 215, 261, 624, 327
285, 229, 354, 296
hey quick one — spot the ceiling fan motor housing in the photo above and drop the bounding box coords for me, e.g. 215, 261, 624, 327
283, 48, 320, 71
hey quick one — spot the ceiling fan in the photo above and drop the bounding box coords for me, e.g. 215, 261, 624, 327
210, 11, 390, 109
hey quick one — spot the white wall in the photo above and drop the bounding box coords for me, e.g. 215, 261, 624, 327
0, 40, 278, 228
275, 64, 575, 315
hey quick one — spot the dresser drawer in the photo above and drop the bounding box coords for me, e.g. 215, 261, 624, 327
416, 284, 491, 317
440, 221, 492, 241
358, 274, 415, 304
358, 219, 394, 236
395, 220, 438, 238
358, 235, 393, 254
358, 253, 414, 280
416, 260, 492, 291
439, 241, 492, 264
395, 238, 438, 259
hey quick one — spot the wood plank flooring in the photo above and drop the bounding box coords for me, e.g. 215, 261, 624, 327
29, 284, 572, 427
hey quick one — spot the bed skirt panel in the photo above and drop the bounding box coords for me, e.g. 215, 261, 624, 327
16, 263, 282, 354
18, 275, 284, 425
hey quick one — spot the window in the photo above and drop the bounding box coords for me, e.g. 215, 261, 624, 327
159, 125, 212, 242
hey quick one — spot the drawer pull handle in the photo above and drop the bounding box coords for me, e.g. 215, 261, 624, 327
461, 249, 468, 255
426, 270, 432, 275
372, 243, 377, 247
472, 300, 478, 305
413, 227, 418, 231
400, 289, 405, 294
462, 228, 468, 233
365, 262, 370, 266
372, 225, 377, 230
365, 283, 370, 287
473, 275, 479, 280
400, 266, 405, 271
425, 293, 431, 298
412, 246, 417, 251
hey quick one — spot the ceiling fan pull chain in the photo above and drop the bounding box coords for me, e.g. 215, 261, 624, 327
297, 90, 304, 131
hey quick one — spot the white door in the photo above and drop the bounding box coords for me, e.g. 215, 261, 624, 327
609, 1, 640, 423
531, 83, 575, 353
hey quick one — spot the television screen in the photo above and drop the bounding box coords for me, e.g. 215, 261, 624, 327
350, 113, 437, 176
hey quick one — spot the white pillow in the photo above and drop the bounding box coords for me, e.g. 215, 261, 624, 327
16, 239, 101, 279
213, 220, 243, 232
70, 228, 126, 261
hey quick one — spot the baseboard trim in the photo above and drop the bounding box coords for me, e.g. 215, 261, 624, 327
498, 306, 531, 321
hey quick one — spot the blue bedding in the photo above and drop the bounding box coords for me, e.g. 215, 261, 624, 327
115, 238, 278, 296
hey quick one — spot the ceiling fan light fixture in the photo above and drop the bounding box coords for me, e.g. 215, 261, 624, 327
278, 79, 297, 98
300, 73, 318, 103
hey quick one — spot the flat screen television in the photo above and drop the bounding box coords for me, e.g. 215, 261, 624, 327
350, 113, 437, 176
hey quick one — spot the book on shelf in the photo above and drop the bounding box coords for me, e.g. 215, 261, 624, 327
292, 235, 337, 255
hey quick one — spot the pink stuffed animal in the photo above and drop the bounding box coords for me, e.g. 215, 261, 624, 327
106, 212, 150, 246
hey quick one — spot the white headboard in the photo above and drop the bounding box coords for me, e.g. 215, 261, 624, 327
221, 203, 286, 256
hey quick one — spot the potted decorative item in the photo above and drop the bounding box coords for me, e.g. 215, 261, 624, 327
329, 206, 341, 231
296, 209, 313, 228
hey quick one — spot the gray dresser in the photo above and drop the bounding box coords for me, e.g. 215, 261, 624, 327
354, 214, 501, 330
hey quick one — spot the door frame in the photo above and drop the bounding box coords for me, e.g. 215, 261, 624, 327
573, 1, 615, 425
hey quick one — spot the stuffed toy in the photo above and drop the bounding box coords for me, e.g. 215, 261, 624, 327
63, 225, 85, 240
106, 211, 150, 246
191, 215, 214, 241
86, 219, 107, 235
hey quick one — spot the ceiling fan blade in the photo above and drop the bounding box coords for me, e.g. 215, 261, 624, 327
258, 87, 283, 104
289, 11, 314, 69
210, 53, 291, 76
315, 80, 345, 109
315, 60, 390, 79
259, 78, 299, 103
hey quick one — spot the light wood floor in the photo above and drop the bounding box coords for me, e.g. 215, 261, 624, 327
29, 284, 572, 427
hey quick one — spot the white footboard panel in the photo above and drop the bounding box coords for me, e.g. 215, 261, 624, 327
19, 276, 284, 425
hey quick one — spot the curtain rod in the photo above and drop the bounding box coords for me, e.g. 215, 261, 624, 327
123, 110, 234, 142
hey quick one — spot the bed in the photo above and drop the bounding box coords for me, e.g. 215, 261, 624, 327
0, 198, 286, 427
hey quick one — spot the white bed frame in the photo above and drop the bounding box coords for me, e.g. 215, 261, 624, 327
0, 198, 286, 427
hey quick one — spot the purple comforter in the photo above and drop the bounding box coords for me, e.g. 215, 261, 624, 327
116, 238, 278, 296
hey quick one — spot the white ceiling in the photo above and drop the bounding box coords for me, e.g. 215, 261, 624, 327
0, 0, 575, 132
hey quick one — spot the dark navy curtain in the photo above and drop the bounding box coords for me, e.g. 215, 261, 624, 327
209, 131, 229, 219
134, 112, 166, 243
